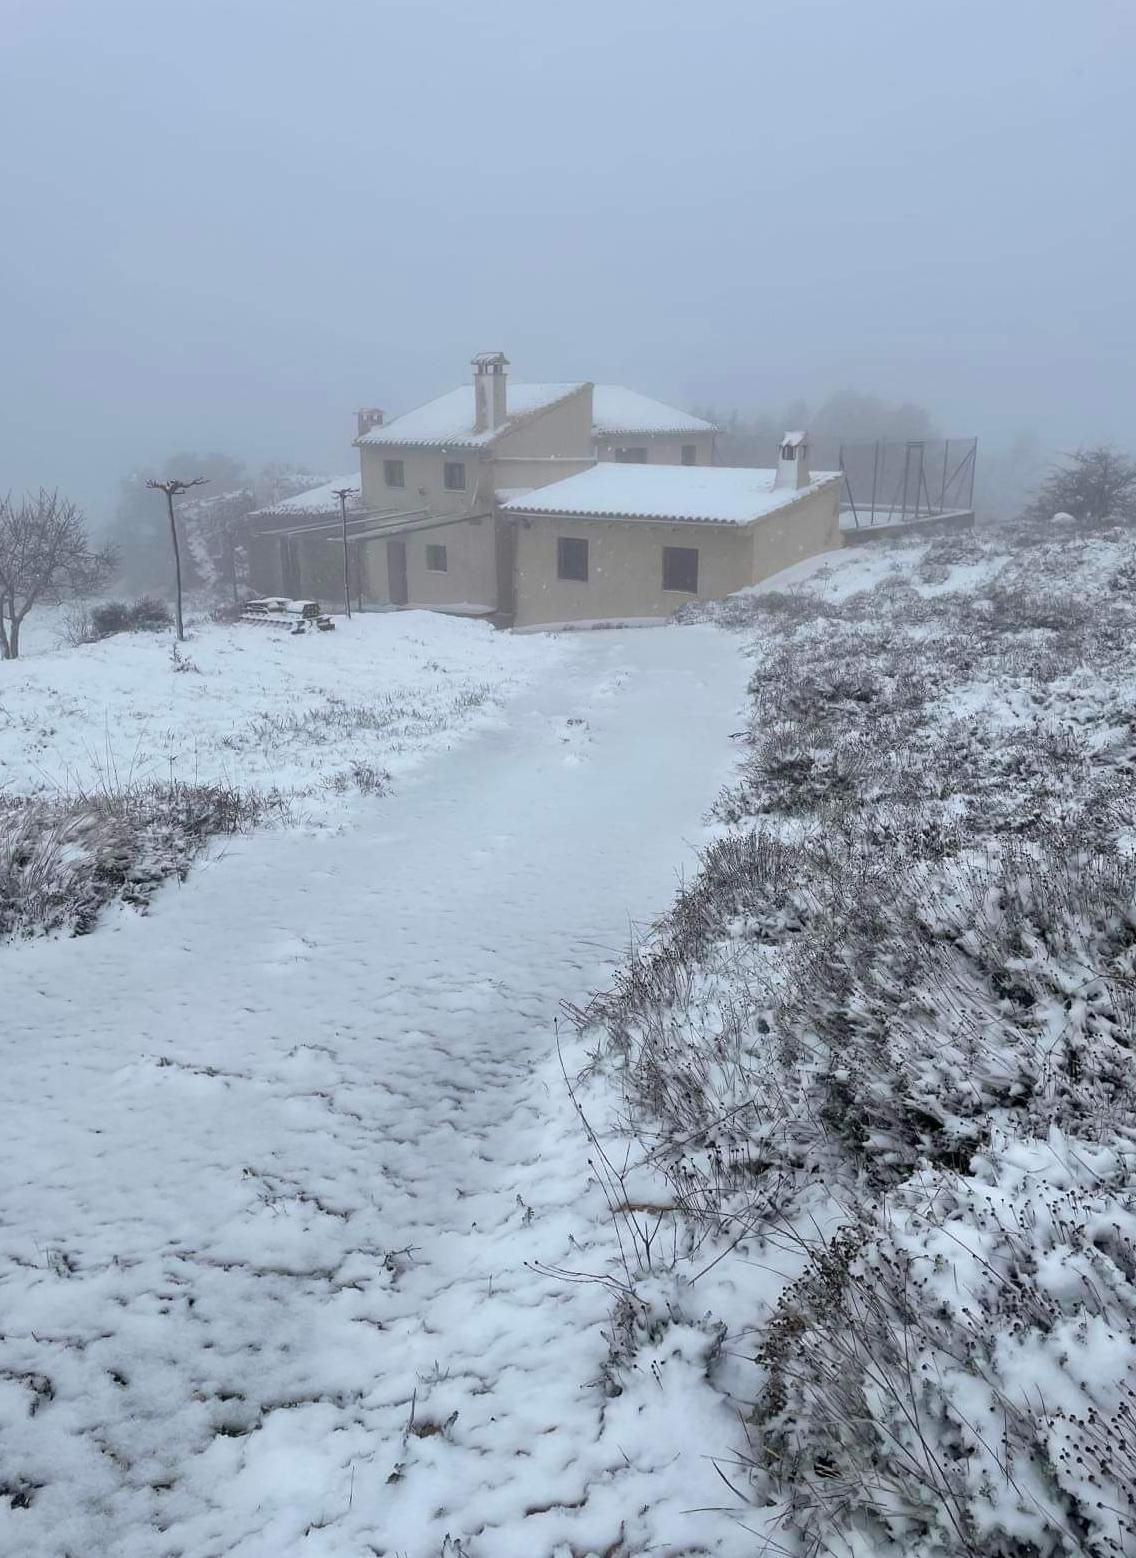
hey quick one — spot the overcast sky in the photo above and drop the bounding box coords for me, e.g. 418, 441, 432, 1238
2, 0, 1133, 516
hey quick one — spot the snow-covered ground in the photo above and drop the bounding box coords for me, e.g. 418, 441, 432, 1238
0, 623, 752, 1556
585, 522, 1136, 1557
0, 611, 562, 801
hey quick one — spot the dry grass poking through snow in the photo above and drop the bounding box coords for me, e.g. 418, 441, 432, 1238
581, 521, 1136, 1557
0, 612, 559, 937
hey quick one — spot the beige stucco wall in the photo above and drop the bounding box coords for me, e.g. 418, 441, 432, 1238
494, 384, 594, 463
594, 430, 715, 465
509, 478, 844, 630
510, 515, 755, 629
354, 384, 597, 611
752, 479, 842, 583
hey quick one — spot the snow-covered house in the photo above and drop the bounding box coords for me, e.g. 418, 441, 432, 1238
245, 354, 838, 626
248, 353, 716, 615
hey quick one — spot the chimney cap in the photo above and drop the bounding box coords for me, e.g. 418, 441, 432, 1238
780, 430, 807, 451
472, 350, 509, 371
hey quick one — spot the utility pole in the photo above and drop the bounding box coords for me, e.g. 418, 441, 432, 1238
332, 487, 357, 620
146, 476, 207, 641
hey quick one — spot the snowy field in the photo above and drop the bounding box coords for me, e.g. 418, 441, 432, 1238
0, 609, 563, 801
0, 617, 755, 1556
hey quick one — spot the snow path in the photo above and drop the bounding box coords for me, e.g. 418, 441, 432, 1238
1, 625, 748, 1558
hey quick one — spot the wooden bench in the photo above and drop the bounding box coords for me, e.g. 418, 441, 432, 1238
239, 598, 335, 633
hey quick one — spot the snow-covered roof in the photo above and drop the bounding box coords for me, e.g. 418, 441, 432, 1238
250, 475, 362, 518
781, 430, 807, 449
357, 385, 586, 449
357, 380, 714, 450
500, 464, 841, 526
591, 387, 716, 438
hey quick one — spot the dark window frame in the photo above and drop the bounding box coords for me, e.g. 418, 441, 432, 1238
662, 545, 699, 593
614, 446, 648, 464
425, 543, 448, 573
443, 460, 466, 491
681, 444, 697, 466
557, 536, 589, 583
383, 458, 405, 488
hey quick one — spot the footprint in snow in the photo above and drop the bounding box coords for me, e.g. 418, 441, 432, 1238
558, 716, 592, 766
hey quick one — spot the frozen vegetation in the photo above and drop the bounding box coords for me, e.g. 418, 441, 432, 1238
578, 519, 1136, 1556
0, 610, 562, 936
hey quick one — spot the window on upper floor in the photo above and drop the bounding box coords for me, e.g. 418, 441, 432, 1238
557, 536, 589, 582
425, 543, 448, 573
681, 444, 697, 466
444, 461, 466, 491
614, 447, 647, 464
662, 545, 699, 593
384, 459, 405, 488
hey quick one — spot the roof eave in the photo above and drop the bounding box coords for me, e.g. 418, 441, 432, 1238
594, 425, 716, 438
508, 507, 743, 526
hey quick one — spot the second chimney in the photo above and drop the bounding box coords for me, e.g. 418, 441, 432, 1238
356, 407, 384, 438
472, 351, 509, 434
774, 430, 810, 491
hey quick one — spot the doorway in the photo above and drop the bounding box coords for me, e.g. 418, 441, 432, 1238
386, 539, 408, 606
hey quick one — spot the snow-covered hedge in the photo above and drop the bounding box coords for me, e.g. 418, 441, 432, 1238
586, 523, 1136, 1556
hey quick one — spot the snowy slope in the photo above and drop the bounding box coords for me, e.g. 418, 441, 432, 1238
0, 624, 752, 1557
583, 522, 1136, 1558
0, 611, 563, 802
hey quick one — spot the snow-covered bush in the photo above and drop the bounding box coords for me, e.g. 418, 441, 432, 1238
584, 522, 1136, 1557
83, 596, 173, 641
0, 781, 288, 938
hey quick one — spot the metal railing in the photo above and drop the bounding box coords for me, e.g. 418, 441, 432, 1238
835, 437, 978, 529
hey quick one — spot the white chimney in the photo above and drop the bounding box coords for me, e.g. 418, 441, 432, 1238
472, 351, 509, 434
774, 429, 810, 491
356, 407, 384, 438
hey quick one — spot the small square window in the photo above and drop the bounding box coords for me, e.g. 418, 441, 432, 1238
444, 461, 466, 491
425, 543, 448, 573
557, 536, 589, 582
681, 444, 697, 466
384, 459, 405, 488
662, 545, 699, 593
614, 446, 647, 464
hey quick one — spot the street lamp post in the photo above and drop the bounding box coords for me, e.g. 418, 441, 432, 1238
332, 487, 357, 620
146, 476, 207, 641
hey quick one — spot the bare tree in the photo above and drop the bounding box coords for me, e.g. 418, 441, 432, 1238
146, 476, 207, 640
0, 489, 117, 660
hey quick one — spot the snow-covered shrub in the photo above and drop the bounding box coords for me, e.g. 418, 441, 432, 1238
582, 521, 1136, 1557
85, 596, 173, 641
752, 1149, 1136, 1558
0, 781, 288, 938
87, 600, 133, 639
128, 594, 172, 632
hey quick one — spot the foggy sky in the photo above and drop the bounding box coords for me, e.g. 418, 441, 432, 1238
3, 0, 1133, 518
